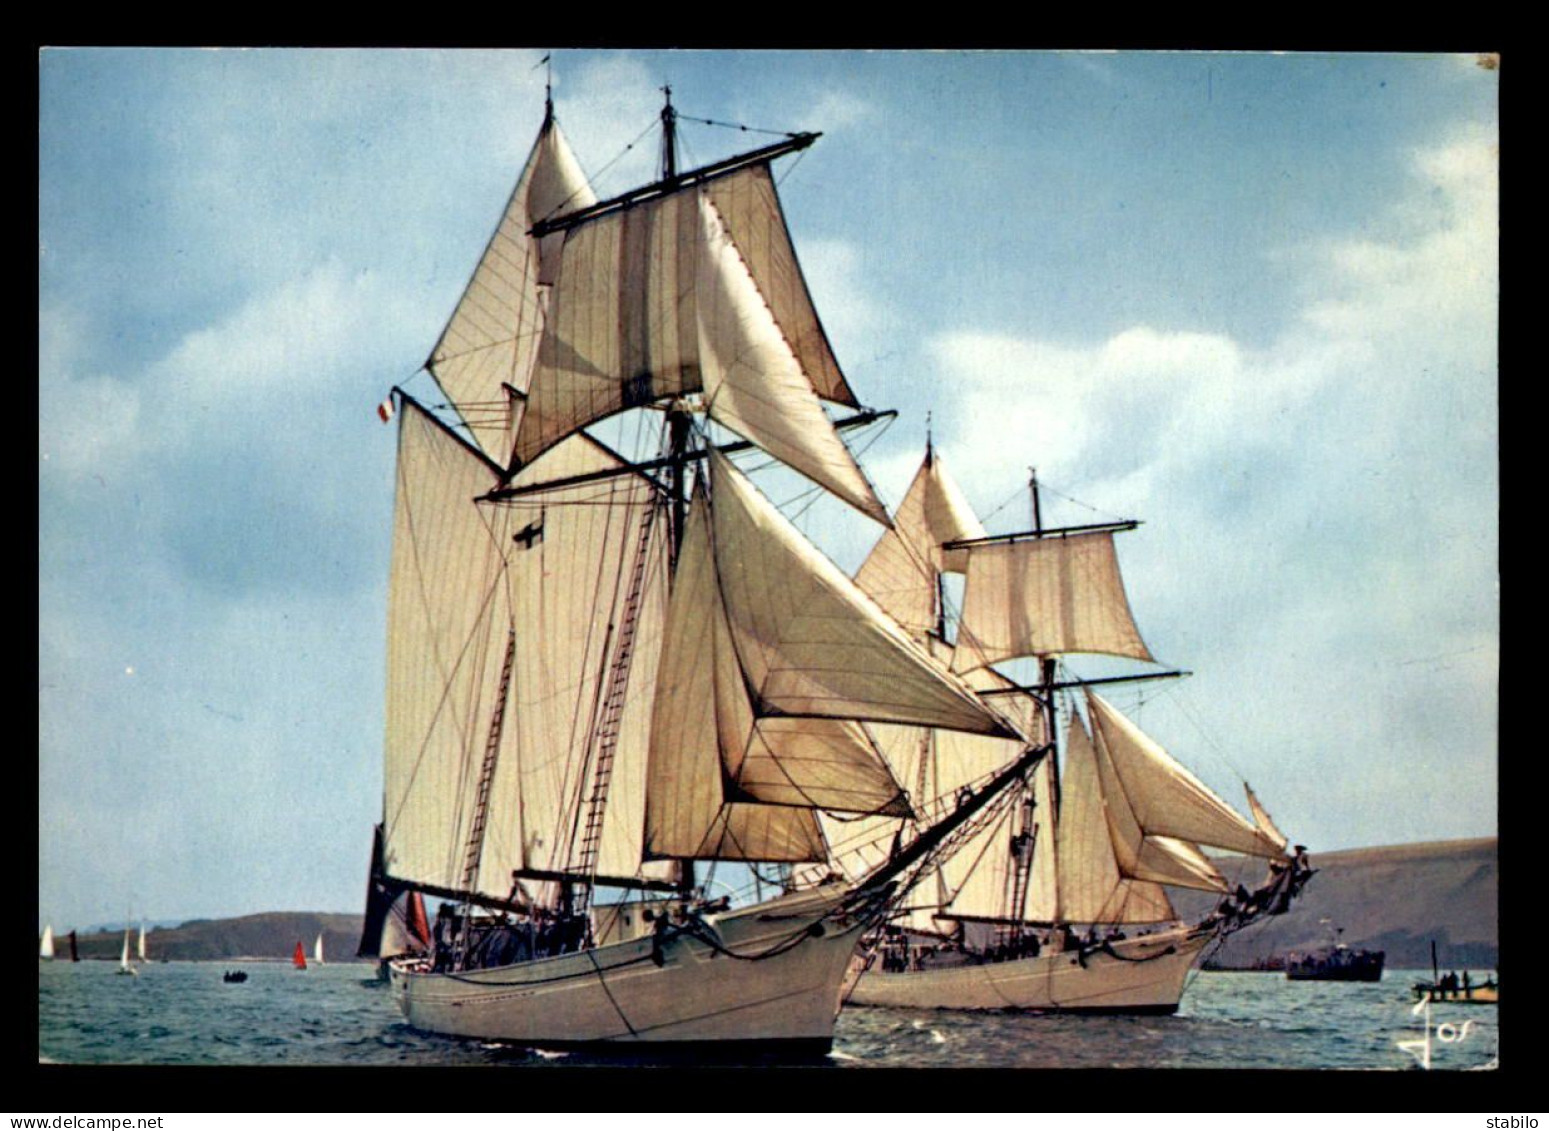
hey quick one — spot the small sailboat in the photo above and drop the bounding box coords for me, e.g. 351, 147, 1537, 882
1411, 940, 1497, 1004
313, 932, 325, 965
39, 925, 54, 960
136, 923, 148, 965
116, 928, 137, 976
292, 941, 307, 971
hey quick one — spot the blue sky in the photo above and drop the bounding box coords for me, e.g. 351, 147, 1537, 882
39, 49, 1498, 931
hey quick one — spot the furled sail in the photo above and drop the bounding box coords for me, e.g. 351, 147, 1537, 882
953, 531, 1154, 672
855, 447, 986, 638
428, 114, 597, 462
1087, 692, 1288, 861
512, 166, 888, 523
1058, 713, 1180, 918
644, 450, 1017, 862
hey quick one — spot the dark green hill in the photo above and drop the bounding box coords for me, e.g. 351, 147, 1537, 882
66, 912, 364, 962
1193, 837, 1497, 969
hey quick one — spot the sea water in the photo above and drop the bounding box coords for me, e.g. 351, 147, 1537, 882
36, 960, 1499, 1071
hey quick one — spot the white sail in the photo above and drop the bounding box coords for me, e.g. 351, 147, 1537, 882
137, 925, 146, 962
381, 401, 515, 896
701, 165, 855, 406
920, 666, 1047, 924
512, 167, 888, 524
1087, 692, 1288, 861
855, 447, 986, 638
428, 114, 597, 462
689, 193, 887, 524
811, 649, 1046, 928
644, 451, 1017, 862
953, 531, 1154, 672
314, 932, 325, 964
119, 930, 131, 971
489, 432, 675, 886
1246, 782, 1290, 852
384, 398, 676, 896
704, 450, 1001, 734
1057, 713, 1177, 922
39, 925, 54, 960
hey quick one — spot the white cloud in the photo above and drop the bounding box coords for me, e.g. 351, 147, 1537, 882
800, 237, 895, 369
914, 126, 1498, 846
555, 54, 664, 197
803, 88, 873, 131
38, 306, 145, 480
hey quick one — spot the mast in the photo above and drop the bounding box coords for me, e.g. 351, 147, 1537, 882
929, 422, 948, 642
660, 84, 678, 185
669, 408, 695, 899
1004, 468, 1057, 935
660, 85, 694, 899
1033, 467, 1062, 924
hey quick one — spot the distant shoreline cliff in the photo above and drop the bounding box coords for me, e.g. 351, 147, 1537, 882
58, 911, 364, 963
47, 838, 1496, 968
1190, 837, 1497, 969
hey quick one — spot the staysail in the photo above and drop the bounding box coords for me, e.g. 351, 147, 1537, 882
427, 107, 598, 463
854, 445, 986, 638
643, 449, 1018, 862
1056, 711, 1176, 921
1086, 692, 1288, 861
1246, 782, 1290, 852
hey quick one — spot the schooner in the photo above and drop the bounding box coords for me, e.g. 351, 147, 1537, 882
819, 445, 1311, 1012
356, 84, 1047, 1052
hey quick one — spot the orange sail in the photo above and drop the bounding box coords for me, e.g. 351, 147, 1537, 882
406, 891, 431, 950
293, 941, 307, 970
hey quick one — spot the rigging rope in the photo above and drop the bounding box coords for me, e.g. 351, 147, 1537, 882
576, 119, 659, 197
677, 113, 805, 139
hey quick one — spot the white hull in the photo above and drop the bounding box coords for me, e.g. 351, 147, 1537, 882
390, 885, 865, 1051
848, 927, 1211, 1013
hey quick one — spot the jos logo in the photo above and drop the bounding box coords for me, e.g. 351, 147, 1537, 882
1397, 994, 1482, 1070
